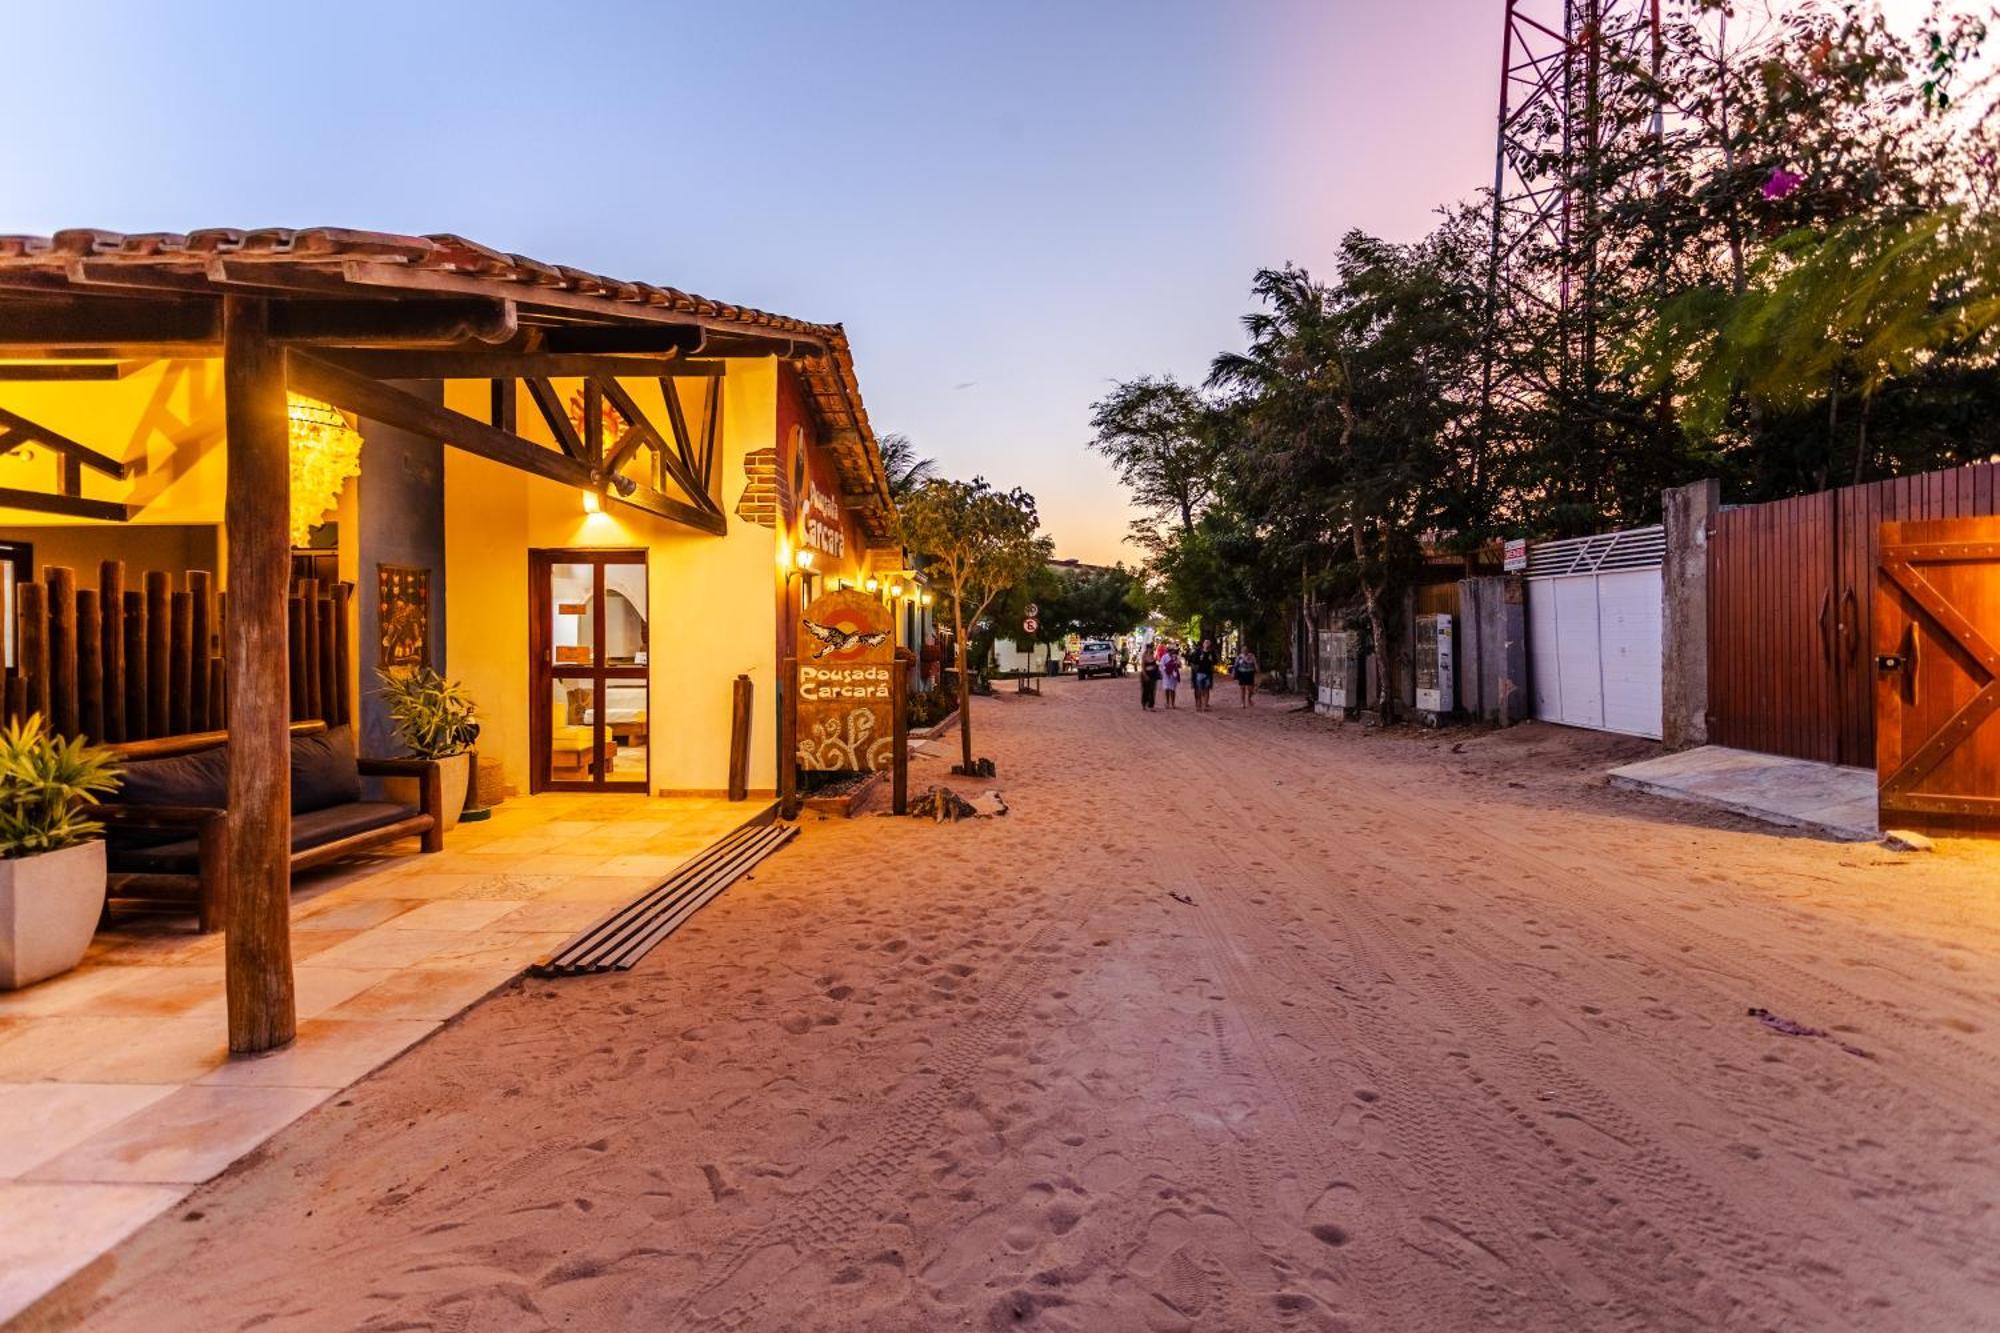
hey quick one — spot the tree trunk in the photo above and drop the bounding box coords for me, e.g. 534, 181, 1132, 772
1851, 391, 1872, 486
954, 604, 973, 771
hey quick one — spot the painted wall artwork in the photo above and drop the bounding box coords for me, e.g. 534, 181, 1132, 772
377, 563, 431, 670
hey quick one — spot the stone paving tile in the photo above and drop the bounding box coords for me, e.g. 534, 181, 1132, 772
293, 897, 424, 932
324, 964, 525, 1022
193, 1018, 436, 1090
376, 899, 526, 932
0, 1181, 188, 1325
295, 927, 465, 971
488, 901, 613, 933
24, 1084, 330, 1184
290, 967, 394, 1021
4, 1016, 226, 1086
0, 1084, 178, 1179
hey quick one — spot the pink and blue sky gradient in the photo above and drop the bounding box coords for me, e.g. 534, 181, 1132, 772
5, 2, 1896, 561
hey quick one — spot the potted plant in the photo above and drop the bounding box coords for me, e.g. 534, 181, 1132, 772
0, 714, 121, 990
376, 668, 480, 830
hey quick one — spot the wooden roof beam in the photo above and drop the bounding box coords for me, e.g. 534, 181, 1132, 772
289, 350, 592, 492
313, 348, 724, 380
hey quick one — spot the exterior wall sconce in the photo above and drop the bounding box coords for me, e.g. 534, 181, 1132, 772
920, 592, 934, 607
889, 581, 904, 598
865, 576, 880, 594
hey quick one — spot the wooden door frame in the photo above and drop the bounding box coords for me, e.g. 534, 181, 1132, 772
528, 547, 649, 794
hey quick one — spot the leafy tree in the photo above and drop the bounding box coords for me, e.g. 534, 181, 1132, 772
877, 432, 939, 501
1087, 376, 1225, 547
897, 478, 1052, 772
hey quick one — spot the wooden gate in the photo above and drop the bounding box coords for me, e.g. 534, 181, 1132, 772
1874, 516, 2000, 838
1708, 462, 2000, 766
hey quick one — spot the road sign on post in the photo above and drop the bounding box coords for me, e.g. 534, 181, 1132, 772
1023, 616, 1039, 635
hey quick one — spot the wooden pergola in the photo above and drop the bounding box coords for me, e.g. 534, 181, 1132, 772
0, 227, 897, 1053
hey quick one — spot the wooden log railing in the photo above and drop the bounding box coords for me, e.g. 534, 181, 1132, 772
2, 561, 352, 743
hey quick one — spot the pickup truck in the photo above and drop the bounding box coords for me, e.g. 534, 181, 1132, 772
1075, 639, 1123, 679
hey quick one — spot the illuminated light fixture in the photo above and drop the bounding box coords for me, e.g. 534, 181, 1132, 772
286, 393, 364, 546
890, 581, 905, 598
581, 490, 602, 514
795, 548, 816, 571
921, 592, 934, 607
865, 576, 880, 593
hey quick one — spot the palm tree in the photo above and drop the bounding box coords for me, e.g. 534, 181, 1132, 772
878, 432, 939, 501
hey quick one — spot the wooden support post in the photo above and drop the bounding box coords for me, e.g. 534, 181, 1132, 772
727, 673, 752, 802
168, 588, 192, 736
222, 296, 296, 1055
145, 571, 169, 736
330, 583, 352, 725
45, 567, 76, 736
101, 561, 125, 742
18, 580, 47, 720
779, 655, 799, 820
892, 650, 911, 816
122, 589, 146, 738
77, 590, 102, 741
287, 592, 307, 721
188, 570, 212, 733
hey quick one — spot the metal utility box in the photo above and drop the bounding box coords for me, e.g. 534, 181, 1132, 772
1415, 612, 1455, 715
1314, 629, 1361, 717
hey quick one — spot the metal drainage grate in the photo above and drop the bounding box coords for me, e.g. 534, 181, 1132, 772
532, 820, 798, 976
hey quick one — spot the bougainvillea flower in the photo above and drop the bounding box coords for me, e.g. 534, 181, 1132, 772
1762, 167, 1803, 200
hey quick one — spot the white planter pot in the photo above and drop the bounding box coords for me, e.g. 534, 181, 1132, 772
0, 840, 107, 991
382, 752, 471, 832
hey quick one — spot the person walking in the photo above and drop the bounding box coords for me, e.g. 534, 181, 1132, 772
1233, 645, 1259, 707
1159, 644, 1181, 710
1189, 638, 1218, 713
1139, 644, 1160, 710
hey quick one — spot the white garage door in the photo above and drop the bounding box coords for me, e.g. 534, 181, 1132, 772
1525, 527, 1664, 740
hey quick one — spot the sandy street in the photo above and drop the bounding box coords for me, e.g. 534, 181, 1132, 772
24, 680, 2000, 1333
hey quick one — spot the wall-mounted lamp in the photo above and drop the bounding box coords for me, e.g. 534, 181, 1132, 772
865, 576, 880, 594
920, 592, 934, 607
786, 545, 816, 589
582, 489, 602, 514
889, 581, 905, 598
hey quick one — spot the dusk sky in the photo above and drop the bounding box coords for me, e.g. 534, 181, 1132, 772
4, 3, 1558, 562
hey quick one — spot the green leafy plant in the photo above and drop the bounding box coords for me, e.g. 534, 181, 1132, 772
0, 714, 122, 859
376, 668, 481, 759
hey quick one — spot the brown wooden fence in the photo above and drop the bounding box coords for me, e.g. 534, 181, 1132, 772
1709, 462, 2000, 766
2, 561, 352, 743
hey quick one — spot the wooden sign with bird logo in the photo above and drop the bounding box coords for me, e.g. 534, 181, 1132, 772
797, 587, 896, 771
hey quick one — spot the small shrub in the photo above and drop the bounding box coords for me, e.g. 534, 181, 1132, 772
376, 668, 481, 759
0, 714, 122, 858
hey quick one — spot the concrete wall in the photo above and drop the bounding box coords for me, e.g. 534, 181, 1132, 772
1661, 479, 1720, 750
356, 386, 447, 759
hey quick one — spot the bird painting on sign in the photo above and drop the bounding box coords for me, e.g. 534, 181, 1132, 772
797, 587, 897, 772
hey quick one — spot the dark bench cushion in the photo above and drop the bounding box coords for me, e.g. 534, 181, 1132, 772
103, 746, 231, 851
104, 727, 365, 854
291, 727, 362, 814
108, 801, 421, 875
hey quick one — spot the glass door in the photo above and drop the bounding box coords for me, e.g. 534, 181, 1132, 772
530, 550, 649, 792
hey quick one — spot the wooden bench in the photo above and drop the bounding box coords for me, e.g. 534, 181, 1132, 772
91, 720, 445, 934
